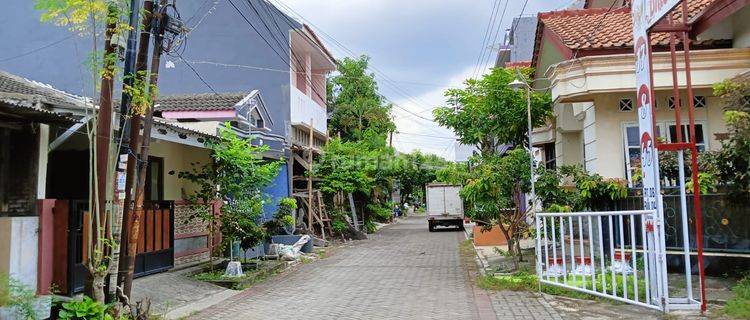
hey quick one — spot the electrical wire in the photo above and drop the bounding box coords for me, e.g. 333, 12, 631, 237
558, 0, 619, 90
493, 0, 529, 71
480, 0, 510, 76
229, 0, 328, 107
269, 0, 438, 122
472, 0, 501, 80
0, 35, 75, 63
173, 51, 219, 95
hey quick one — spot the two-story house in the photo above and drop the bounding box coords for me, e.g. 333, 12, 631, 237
0, 0, 335, 289
530, 0, 750, 184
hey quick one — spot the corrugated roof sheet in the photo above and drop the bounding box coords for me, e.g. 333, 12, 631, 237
0, 69, 89, 109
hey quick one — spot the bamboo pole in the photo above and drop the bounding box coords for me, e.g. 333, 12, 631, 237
307, 118, 314, 233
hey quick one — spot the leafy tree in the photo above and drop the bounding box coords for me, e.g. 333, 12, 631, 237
327, 56, 396, 141
432, 67, 552, 270
461, 148, 532, 269
392, 151, 448, 205
314, 138, 380, 196
433, 67, 551, 156
36, 0, 137, 303
180, 124, 282, 257
713, 78, 750, 198
435, 162, 472, 185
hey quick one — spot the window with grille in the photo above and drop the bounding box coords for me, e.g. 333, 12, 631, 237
619, 98, 633, 112
668, 96, 677, 110
743, 96, 750, 108
693, 96, 707, 108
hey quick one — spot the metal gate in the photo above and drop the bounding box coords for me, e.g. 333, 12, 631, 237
68, 200, 174, 293
535, 209, 668, 311
535, 206, 703, 311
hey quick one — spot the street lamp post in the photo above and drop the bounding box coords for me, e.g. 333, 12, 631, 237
508, 74, 540, 285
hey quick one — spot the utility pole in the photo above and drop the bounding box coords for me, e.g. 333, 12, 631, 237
124, 0, 169, 297
91, 9, 117, 299
116, 0, 154, 293
94, 10, 118, 244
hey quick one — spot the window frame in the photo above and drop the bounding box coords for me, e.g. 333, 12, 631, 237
618, 98, 634, 112
145, 156, 165, 201
693, 95, 707, 108
621, 121, 708, 186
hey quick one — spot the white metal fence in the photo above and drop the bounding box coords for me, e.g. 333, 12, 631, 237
535, 209, 671, 311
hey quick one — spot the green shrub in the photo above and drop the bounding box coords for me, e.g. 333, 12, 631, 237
264, 197, 298, 235
725, 275, 750, 319
58, 296, 112, 320
280, 215, 295, 227
332, 220, 348, 233
367, 203, 391, 222
364, 220, 377, 233
0, 274, 38, 320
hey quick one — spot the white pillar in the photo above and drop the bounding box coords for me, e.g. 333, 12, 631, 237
36, 124, 49, 199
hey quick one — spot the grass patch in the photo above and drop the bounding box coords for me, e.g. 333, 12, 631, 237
478, 271, 647, 303
459, 239, 474, 256
478, 272, 594, 300
725, 275, 750, 319
191, 260, 283, 290
478, 272, 537, 291
192, 270, 236, 282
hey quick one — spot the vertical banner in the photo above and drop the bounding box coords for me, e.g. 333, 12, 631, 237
631, 0, 680, 309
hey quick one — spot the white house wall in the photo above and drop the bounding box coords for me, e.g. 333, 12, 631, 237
149, 140, 212, 201
733, 5, 750, 48
548, 48, 750, 102
0, 217, 39, 289
590, 89, 726, 179
582, 104, 597, 173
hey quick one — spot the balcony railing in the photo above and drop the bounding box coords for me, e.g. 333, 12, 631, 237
291, 87, 327, 134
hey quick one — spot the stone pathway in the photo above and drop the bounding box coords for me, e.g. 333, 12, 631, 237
131, 266, 238, 318
190, 216, 563, 319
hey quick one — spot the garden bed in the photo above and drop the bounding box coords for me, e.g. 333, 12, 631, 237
191, 259, 287, 290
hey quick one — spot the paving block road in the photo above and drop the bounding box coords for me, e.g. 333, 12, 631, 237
192, 217, 561, 319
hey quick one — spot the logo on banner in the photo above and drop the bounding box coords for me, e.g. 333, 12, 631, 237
635, 37, 648, 72
641, 132, 653, 167
638, 84, 650, 119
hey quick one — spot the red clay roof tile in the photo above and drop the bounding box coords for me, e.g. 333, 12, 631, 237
540, 1, 715, 51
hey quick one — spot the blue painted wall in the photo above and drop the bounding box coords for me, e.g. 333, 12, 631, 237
263, 163, 290, 221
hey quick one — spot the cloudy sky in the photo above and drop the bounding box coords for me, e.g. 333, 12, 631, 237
277, 0, 573, 160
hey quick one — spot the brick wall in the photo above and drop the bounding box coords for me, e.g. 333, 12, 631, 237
173, 202, 213, 267
1, 127, 37, 215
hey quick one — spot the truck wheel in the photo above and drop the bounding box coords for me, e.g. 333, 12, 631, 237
428, 221, 435, 232
457, 221, 465, 231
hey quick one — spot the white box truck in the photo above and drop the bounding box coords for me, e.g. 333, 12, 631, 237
425, 184, 464, 232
